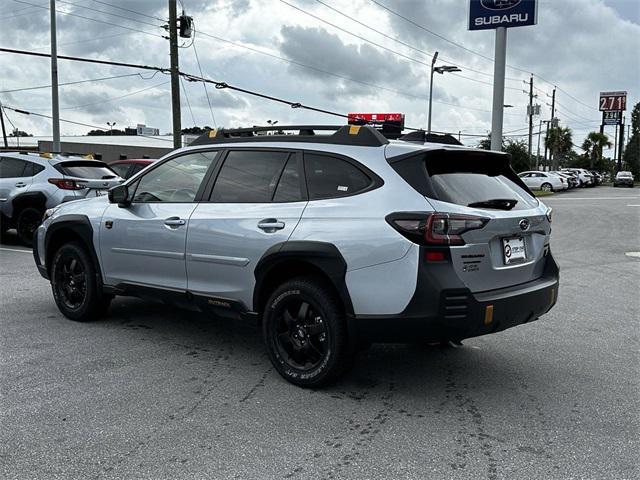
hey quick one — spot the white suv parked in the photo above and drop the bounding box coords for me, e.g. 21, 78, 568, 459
34, 125, 559, 387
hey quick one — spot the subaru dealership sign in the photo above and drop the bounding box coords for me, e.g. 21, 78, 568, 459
469, 0, 537, 30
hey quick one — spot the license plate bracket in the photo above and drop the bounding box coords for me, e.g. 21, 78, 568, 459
502, 236, 526, 264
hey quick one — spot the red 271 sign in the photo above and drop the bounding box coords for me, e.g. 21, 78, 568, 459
599, 91, 627, 111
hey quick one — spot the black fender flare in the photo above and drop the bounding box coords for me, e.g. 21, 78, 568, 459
44, 214, 103, 286
12, 191, 47, 215
253, 241, 354, 317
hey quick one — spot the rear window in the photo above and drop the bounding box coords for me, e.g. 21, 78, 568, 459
389, 150, 538, 211
55, 161, 117, 179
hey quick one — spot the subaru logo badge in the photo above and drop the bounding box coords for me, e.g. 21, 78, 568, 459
481, 0, 521, 10
519, 218, 530, 231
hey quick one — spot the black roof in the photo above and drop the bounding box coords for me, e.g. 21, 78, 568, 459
190, 125, 390, 147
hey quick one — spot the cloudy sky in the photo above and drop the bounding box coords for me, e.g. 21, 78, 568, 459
0, 0, 638, 152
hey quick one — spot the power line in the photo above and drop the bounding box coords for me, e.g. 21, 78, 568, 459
90, 0, 166, 22
180, 76, 198, 127
194, 29, 525, 117
0, 72, 157, 94
369, 0, 599, 113
59, 80, 170, 111
312, 0, 521, 84
191, 27, 217, 128
56, 0, 161, 28
278, 0, 521, 92
12, 0, 165, 40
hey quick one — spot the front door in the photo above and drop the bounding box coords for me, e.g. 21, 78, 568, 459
99, 150, 219, 290
186, 149, 307, 309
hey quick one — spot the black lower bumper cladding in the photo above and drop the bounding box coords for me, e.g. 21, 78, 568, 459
355, 251, 559, 343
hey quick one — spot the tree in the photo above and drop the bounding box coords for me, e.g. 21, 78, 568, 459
582, 131, 611, 169
622, 102, 640, 177
9, 129, 32, 137
478, 135, 531, 172
545, 126, 573, 170
87, 129, 125, 136
181, 126, 211, 135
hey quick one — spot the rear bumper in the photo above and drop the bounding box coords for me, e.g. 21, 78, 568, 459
354, 251, 559, 343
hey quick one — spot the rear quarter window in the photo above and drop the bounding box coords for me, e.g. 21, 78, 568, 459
304, 153, 376, 200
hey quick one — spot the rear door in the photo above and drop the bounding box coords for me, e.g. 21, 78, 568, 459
186, 149, 307, 309
99, 150, 218, 290
0, 157, 34, 217
390, 149, 550, 293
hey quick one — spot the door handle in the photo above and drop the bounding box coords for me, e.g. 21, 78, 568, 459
15, 182, 27, 188
258, 219, 285, 232
164, 217, 186, 228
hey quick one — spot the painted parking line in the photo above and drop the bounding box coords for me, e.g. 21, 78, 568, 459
0, 247, 32, 254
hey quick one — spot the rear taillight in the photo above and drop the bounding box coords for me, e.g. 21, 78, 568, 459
48, 178, 87, 190
387, 212, 489, 246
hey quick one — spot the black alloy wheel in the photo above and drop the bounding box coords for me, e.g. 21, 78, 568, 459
16, 207, 42, 246
50, 241, 111, 321
274, 298, 328, 372
263, 278, 353, 387
54, 251, 88, 310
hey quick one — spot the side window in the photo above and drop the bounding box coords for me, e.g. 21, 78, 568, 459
132, 151, 217, 203
0, 158, 28, 178
130, 163, 148, 176
304, 153, 372, 200
32, 163, 45, 176
110, 163, 130, 179
273, 157, 303, 202
210, 150, 290, 203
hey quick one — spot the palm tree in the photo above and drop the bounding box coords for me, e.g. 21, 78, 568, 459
583, 132, 611, 169
546, 126, 573, 170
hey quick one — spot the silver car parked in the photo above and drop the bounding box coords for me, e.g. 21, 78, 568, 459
33, 125, 559, 387
0, 152, 122, 245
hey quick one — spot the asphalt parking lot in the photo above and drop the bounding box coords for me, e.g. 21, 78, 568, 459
1, 186, 638, 480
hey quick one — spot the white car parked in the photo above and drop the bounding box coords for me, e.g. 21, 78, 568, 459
518, 171, 565, 192
547, 172, 569, 190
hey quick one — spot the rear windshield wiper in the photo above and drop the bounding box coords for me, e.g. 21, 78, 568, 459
102, 175, 116, 179
467, 198, 518, 210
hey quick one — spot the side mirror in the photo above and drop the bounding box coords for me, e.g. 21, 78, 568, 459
108, 184, 130, 207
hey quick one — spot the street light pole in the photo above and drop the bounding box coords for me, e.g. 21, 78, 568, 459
427, 51, 438, 135
107, 122, 116, 135
428, 53, 461, 136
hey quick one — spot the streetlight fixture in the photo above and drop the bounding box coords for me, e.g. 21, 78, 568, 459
428, 51, 461, 135
107, 122, 116, 135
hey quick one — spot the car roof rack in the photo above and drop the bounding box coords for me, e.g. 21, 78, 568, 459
189, 125, 389, 147
399, 130, 463, 146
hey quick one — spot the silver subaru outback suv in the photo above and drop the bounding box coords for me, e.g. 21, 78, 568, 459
33, 125, 559, 387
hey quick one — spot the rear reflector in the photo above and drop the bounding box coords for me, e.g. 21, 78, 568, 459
425, 251, 445, 262
484, 305, 494, 325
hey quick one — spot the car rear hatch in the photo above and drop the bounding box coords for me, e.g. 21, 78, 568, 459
52, 160, 122, 198
387, 147, 551, 293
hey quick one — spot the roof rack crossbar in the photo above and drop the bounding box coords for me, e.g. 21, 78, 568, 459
190, 125, 389, 147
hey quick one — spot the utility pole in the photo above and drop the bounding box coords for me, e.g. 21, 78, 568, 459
536, 119, 543, 170
490, 27, 507, 151
543, 87, 556, 165
0, 103, 8, 148
168, 0, 181, 149
50, 0, 60, 152
527, 74, 534, 160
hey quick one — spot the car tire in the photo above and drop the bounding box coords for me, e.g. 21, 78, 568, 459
263, 277, 353, 387
50, 241, 111, 322
541, 182, 553, 192
16, 207, 43, 246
